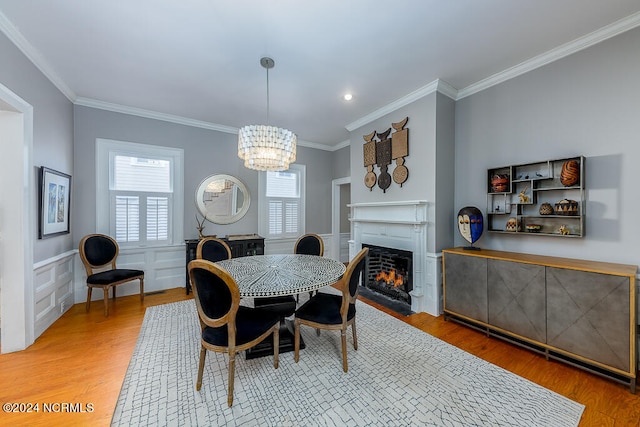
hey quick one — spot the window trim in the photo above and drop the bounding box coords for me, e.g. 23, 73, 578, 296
258, 164, 306, 239
96, 138, 184, 246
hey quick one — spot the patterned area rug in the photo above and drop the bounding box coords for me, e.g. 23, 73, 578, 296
112, 294, 584, 426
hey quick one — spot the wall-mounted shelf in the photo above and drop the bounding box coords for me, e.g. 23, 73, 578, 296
487, 156, 585, 237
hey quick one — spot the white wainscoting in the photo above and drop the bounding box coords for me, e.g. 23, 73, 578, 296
33, 251, 75, 338
74, 244, 186, 303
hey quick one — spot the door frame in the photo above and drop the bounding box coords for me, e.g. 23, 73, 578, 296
331, 177, 350, 261
0, 82, 35, 353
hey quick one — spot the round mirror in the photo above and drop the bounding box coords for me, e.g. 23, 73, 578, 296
195, 174, 250, 224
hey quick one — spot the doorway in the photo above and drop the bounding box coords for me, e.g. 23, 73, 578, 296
0, 83, 34, 353
331, 177, 351, 262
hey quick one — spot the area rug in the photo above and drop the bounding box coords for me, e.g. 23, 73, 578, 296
111, 294, 584, 426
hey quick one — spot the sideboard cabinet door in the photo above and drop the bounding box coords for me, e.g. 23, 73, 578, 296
488, 259, 546, 343
443, 253, 488, 323
546, 267, 631, 372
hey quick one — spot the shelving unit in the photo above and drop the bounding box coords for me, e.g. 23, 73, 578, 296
487, 156, 585, 237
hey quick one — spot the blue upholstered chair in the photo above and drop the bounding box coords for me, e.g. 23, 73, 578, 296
189, 259, 280, 406
293, 247, 368, 372
79, 234, 144, 316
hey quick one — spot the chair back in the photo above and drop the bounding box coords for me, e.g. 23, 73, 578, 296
294, 233, 324, 256
197, 237, 232, 262
189, 259, 240, 332
340, 247, 369, 318
79, 234, 119, 276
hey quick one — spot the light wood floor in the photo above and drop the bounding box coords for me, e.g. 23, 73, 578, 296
0, 287, 638, 426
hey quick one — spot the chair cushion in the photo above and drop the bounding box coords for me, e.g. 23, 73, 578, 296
202, 306, 280, 347
295, 292, 355, 325
87, 269, 144, 285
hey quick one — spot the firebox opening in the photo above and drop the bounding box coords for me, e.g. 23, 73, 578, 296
362, 244, 413, 315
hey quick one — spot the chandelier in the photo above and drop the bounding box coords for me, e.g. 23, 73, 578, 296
238, 57, 297, 171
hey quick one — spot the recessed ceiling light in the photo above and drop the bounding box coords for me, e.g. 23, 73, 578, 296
343, 93, 353, 101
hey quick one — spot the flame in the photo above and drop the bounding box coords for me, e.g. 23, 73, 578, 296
376, 269, 404, 288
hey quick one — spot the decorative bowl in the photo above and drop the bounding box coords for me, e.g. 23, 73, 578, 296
539, 202, 554, 215
526, 224, 542, 233
555, 199, 579, 216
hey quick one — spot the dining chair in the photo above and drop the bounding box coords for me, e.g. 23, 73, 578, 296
294, 233, 324, 257
196, 236, 232, 262
189, 259, 280, 406
79, 233, 145, 316
294, 233, 325, 302
293, 246, 368, 372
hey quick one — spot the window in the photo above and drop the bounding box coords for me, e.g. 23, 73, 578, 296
259, 164, 305, 239
96, 139, 184, 246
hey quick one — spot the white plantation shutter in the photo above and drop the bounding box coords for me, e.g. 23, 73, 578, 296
260, 164, 305, 239
111, 154, 173, 244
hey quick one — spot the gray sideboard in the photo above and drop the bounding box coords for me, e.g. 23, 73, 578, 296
442, 247, 637, 392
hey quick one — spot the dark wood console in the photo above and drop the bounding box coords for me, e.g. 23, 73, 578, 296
185, 234, 264, 293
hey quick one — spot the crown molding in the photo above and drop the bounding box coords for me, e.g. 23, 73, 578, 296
75, 97, 239, 133
457, 11, 640, 99
345, 79, 458, 132
0, 11, 76, 102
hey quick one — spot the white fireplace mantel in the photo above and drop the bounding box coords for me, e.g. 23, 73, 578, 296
348, 200, 441, 316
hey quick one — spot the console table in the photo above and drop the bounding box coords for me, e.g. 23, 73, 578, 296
442, 247, 637, 392
185, 234, 264, 293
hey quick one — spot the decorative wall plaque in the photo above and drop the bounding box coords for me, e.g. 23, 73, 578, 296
361, 117, 409, 192
362, 131, 377, 191
376, 128, 392, 192
391, 117, 409, 186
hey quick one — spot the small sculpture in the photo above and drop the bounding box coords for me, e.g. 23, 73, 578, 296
196, 214, 207, 239
558, 224, 570, 235
518, 185, 530, 203
458, 206, 483, 249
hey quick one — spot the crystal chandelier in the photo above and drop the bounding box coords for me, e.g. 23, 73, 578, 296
238, 57, 297, 171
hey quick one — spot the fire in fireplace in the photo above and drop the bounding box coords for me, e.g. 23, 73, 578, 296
362, 244, 413, 307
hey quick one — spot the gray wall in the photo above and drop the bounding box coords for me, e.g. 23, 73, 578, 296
0, 32, 74, 263
454, 26, 640, 267
73, 105, 335, 243
349, 92, 456, 253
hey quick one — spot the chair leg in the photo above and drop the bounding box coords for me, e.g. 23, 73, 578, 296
139, 277, 145, 303
341, 328, 348, 372
103, 288, 110, 316
112, 285, 116, 300
86, 287, 92, 312
352, 319, 358, 351
227, 351, 236, 407
196, 346, 206, 391
293, 319, 300, 363
273, 326, 280, 369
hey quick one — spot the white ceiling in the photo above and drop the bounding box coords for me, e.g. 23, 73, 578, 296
1, 1, 639, 149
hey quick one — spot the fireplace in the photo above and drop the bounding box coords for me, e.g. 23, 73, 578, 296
349, 200, 442, 316
363, 244, 412, 307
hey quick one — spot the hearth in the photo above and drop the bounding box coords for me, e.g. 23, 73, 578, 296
362, 244, 413, 310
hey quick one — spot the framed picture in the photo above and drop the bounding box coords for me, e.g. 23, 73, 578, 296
39, 167, 71, 238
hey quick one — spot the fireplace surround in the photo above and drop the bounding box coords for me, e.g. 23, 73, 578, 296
349, 200, 441, 316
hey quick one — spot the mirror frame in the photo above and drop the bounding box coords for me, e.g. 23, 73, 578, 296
195, 174, 251, 224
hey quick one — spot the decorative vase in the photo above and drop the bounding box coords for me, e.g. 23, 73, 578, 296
560, 160, 580, 187
491, 174, 509, 193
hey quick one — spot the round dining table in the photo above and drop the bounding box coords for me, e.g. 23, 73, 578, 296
215, 254, 346, 359
215, 254, 346, 298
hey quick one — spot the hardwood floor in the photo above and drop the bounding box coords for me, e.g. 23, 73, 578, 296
1, 287, 638, 426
